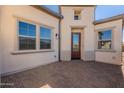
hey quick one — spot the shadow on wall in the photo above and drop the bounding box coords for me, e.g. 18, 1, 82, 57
122, 43, 124, 52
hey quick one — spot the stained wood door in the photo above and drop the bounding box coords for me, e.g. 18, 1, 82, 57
71, 32, 81, 59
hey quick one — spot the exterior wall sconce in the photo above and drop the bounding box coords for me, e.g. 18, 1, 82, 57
55, 33, 59, 39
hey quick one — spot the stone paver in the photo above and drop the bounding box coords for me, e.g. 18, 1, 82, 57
1, 60, 124, 88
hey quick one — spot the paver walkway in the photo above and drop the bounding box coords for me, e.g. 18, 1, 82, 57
1, 60, 124, 88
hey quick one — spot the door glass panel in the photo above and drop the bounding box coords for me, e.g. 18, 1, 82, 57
73, 34, 79, 52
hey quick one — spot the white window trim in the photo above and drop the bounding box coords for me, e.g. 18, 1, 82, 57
39, 25, 54, 50
19, 35, 36, 38
17, 20, 37, 51
12, 18, 54, 54
95, 28, 114, 52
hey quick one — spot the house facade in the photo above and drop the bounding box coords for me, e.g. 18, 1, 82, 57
0, 5, 61, 75
60, 6, 95, 61
95, 19, 123, 65
60, 5, 123, 65
0, 5, 123, 76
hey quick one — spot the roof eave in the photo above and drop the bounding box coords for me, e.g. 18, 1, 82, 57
94, 14, 124, 25
31, 5, 63, 19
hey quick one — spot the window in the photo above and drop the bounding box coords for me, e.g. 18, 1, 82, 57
17, 20, 53, 52
74, 10, 81, 20
40, 27, 52, 49
97, 30, 112, 50
18, 21, 36, 50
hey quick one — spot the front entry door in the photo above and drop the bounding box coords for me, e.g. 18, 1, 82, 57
71, 32, 81, 59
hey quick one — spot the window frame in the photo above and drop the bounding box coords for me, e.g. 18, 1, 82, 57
74, 15, 80, 20
15, 18, 54, 53
39, 25, 54, 50
73, 9, 82, 20
96, 28, 114, 51
17, 20, 37, 51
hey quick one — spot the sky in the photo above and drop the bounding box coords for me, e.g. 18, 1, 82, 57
45, 5, 59, 13
95, 5, 124, 20
45, 5, 124, 41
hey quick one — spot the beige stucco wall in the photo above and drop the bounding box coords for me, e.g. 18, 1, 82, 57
95, 19, 123, 65
0, 5, 59, 75
0, 6, 3, 75
60, 6, 95, 61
